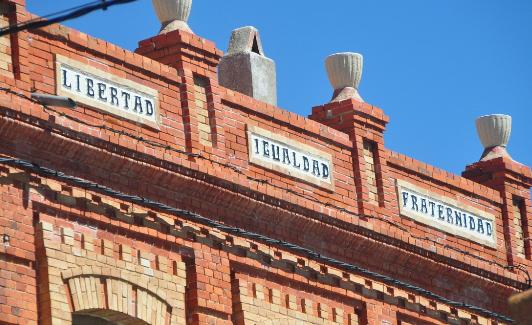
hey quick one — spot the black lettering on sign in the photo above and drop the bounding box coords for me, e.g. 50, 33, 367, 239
454, 212, 463, 227
446, 208, 453, 224
312, 160, 320, 177
437, 205, 445, 220
58, 60, 159, 127
429, 202, 436, 217
271, 144, 280, 161
110, 87, 119, 106
399, 184, 496, 246
87, 78, 95, 97
134, 96, 143, 113
322, 164, 329, 179
248, 131, 333, 186
292, 152, 301, 169
402, 192, 409, 208
411, 195, 419, 212
121, 91, 131, 109
477, 219, 485, 234
420, 198, 428, 214
282, 148, 291, 165
62, 69, 72, 89
302, 157, 310, 172
262, 141, 270, 157
146, 100, 154, 116
98, 83, 107, 101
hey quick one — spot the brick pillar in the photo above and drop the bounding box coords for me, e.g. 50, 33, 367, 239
310, 99, 390, 216
185, 245, 232, 325
1, 0, 32, 90
463, 157, 532, 266
135, 30, 226, 159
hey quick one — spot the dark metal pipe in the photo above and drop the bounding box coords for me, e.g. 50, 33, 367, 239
31, 93, 77, 109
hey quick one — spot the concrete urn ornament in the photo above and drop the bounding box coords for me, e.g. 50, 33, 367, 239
152, 0, 193, 34
325, 52, 364, 102
476, 114, 512, 161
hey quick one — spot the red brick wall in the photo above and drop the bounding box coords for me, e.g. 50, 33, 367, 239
0, 1, 530, 324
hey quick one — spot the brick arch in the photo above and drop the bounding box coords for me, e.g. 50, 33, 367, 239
63, 267, 172, 325
39, 222, 187, 325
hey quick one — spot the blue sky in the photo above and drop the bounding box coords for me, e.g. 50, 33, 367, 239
27, 1, 532, 175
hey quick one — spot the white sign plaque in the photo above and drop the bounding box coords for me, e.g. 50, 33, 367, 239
247, 126, 334, 190
397, 179, 497, 247
55, 55, 160, 129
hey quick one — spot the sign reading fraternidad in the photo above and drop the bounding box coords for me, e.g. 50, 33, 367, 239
397, 180, 497, 247
55, 55, 160, 129
247, 126, 334, 190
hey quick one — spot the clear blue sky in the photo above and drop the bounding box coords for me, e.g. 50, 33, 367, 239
27, 1, 532, 175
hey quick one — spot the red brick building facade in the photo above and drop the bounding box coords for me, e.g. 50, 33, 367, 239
0, 1, 531, 324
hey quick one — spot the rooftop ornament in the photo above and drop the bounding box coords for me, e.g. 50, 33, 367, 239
218, 26, 277, 106
476, 114, 512, 161
152, 0, 193, 34
325, 52, 364, 102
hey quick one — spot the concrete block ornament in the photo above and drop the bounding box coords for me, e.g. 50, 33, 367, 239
476, 114, 512, 161
325, 52, 364, 102
152, 0, 193, 34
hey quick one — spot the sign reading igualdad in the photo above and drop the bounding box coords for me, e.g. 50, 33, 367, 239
397, 179, 497, 247
55, 55, 160, 129
248, 126, 334, 190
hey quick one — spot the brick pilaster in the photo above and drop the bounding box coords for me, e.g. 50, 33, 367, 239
310, 99, 390, 216
463, 157, 532, 266
0, 0, 32, 91
135, 30, 226, 159
185, 246, 232, 325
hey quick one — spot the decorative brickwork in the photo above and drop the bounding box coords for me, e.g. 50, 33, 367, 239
232, 275, 361, 325
194, 75, 213, 147
363, 140, 379, 205
512, 197, 526, 259
0, 14, 13, 78
37, 221, 187, 325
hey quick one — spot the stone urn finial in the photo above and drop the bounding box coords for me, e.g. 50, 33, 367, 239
476, 114, 512, 161
325, 52, 364, 102
152, 0, 193, 34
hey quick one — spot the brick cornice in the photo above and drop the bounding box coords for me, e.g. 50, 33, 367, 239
0, 110, 527, 304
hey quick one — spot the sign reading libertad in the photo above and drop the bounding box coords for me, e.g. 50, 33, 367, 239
397, 180, 497, 247
55, 55, 160, 129
247, 126, 333, 190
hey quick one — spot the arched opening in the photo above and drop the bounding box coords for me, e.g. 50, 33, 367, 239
73, 314, 114, 325
63, 273, 176, 325
72, 311, 149, 325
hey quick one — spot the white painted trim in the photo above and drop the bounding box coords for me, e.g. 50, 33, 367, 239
247, 125, 335, 191
55, 54, 161, 130
396, 179, 498, 248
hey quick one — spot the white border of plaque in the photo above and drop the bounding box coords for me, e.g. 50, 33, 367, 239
247, 125, 335, 191
55, 54, 160, 130
396, 179, 498, 248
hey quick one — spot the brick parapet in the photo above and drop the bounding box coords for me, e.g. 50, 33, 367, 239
222, 88, 352, 148
135, 29, 222, 75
